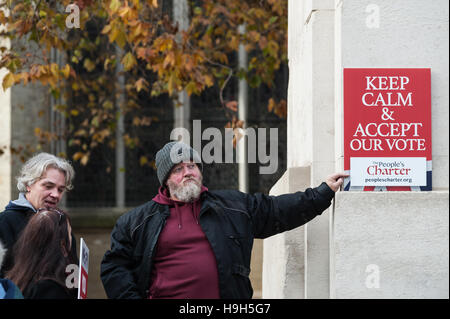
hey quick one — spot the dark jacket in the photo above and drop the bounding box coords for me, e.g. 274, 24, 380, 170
100, 183, 335, 299
0, 200, 78, 277
23, 279, 77, 299
0, 202, 34, 277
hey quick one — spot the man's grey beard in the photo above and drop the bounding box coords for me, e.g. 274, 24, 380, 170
167, 177, 202, 202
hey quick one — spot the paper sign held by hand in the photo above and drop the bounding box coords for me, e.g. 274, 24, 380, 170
78, 238, 89, 299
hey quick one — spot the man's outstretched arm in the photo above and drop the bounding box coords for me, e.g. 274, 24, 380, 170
249, 173, 348, 239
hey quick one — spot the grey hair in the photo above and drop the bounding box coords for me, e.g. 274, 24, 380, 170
16, 152, 75, 193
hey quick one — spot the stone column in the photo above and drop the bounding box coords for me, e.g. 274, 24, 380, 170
0, 67, 11, 209
263, 167, 310, 298
263, 0, 336, 298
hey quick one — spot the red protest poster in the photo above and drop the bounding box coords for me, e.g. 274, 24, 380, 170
78, 238, 89, 299
79, 267, 88, 299
343, 68, 432, 191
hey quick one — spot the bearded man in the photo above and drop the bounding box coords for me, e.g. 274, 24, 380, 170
101, 141, 347, 299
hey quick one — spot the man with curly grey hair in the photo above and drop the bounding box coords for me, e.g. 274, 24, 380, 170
0, 152, 76, 276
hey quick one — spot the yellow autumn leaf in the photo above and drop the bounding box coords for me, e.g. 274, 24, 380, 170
131, 0, 141, 9
133, 116, 141, 126
20, 73, 29, 85
132, 23, 143, 40
73, 152, 84, 161
110, 0, 121, 12
253, 8, 266, 19
47, 76, 57, 88
74, 129, 87, 137
167, 74, 175, 96
135, 78, 148, 92
118, 6, 130, 18
163, 52, 175, 69
50, 63, 59, 77
267, 98, 275, 112
140, 156, 148, 166
204, 74, 214, 87
2, 73, 15, 91
39, 65, 48, 75
83, 59, 96, 72
110, 27, 127, 48
101, 24, 112, 34
62, 64, 71, 78
185, 81, 197, 96
248, 31, 260, 42
80, 154, 89, 166
229, 36, 239, 50
122, 52, 136, 71
103, 100, 113, 109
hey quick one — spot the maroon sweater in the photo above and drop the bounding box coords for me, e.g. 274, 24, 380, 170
148, 186, 220, 299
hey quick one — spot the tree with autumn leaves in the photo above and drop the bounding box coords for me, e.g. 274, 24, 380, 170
0, 0, 287, 165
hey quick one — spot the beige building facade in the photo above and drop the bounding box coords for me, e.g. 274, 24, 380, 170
263, 0, 449, 298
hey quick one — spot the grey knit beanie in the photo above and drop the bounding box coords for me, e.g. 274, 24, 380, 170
155, 141, 203, 185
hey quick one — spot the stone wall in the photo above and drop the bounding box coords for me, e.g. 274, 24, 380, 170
332, 191, 449, 298
262, 0, 449, 299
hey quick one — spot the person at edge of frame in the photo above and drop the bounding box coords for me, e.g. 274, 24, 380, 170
0, 240, 23, 299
